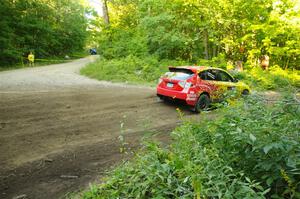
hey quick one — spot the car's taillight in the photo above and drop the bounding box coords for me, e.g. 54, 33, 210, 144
178, 81, 186, 88
185, 82, 192, 88
178, 81, 193, 90
179, 81, 192, 89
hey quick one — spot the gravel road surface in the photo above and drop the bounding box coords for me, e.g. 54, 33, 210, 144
0, 57, 204, 199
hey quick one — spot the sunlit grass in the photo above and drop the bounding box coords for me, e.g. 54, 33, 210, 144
234, 66, 300, 90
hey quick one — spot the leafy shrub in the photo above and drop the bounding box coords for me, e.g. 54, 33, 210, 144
187, 94, 300, 198
82, 93, 299, 198
83, 143, 266, 199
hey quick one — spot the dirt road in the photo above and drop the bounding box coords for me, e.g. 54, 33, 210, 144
0, 57, 202, 199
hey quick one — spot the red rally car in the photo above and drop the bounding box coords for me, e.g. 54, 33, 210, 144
156, 66, 250, 112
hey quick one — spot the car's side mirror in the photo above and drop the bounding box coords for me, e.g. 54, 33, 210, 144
233, 78, 239, 83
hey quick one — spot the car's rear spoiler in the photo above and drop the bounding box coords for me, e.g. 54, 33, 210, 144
168, 67, 194, 74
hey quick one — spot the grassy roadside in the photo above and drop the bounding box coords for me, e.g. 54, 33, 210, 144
0, 53, 89, 72
0, 60, 71, 72
233, 67, 300, 90
80, 91, 299, 199
80, 55, 300, 90
80, 55, 191, 87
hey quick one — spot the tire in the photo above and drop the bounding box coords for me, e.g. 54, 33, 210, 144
242, 89, 249, 95
157, 94, 165, 102
194, 94, 210, 113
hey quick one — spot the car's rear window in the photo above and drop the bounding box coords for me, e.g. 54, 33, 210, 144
165, 68, 194, 80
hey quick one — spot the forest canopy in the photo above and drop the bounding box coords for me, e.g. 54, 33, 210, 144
92, 0, 300, 70
0, 0, 89, 67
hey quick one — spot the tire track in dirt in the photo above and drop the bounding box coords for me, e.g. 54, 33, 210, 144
0, 57, 202, 198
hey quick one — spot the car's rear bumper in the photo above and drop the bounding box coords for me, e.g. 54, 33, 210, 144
157, 86, 187, 99
157, 87, 197, 106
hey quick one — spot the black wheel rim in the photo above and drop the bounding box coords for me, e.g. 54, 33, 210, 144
198, 98, 207, 109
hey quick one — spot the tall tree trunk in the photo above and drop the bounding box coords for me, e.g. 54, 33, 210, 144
217, 43, 221, 55
203, 29, 209, 60
102, 0, 110, 24
212, 44, 217, 58
285, 57, 290, 70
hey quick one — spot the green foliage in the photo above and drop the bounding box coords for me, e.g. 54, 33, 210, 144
0, 0, 88, 67
81, 55, 299, 90
80, 55, 190, 85
97, 28, 148, 59
197, 53, 228, 69
85, 0, 300, 90
91, 0, 300, 69
233, 66, 300, 90
190, 94, 300, 198
82, 93, 300, 198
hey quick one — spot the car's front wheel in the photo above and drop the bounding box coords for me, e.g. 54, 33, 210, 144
242, 89, 249, 95
194, 94, 210, 113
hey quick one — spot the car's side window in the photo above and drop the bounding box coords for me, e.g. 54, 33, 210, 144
199, 70, 217, 81
199, 71, 207, 80
217, 70, 233, 82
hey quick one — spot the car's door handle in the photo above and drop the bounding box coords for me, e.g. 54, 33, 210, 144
227, 86, 235, 90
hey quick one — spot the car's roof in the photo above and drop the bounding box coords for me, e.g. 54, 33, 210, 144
168, 66, 226, 73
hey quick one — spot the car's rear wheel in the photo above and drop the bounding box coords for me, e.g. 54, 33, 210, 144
194, 94, 210, 113
157, 94, 165, 102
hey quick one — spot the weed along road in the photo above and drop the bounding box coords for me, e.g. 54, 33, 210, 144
0, 56, 205, 199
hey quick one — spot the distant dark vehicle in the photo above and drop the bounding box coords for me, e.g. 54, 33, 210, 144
89, 48, 97, 55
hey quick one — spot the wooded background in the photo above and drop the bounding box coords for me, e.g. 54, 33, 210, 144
92, 0, 300, 69
1, 0, 299, 69
0, 0, 88, 67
